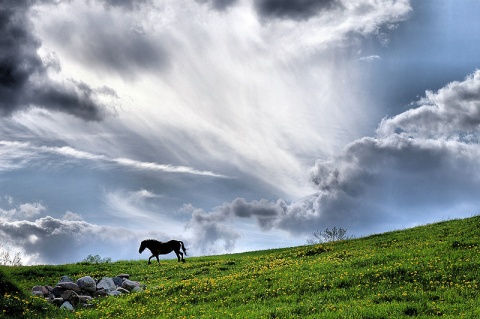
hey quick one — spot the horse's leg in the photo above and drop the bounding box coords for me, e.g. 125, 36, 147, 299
156, 255, 160, 264
148, 255, 154, 264
175, 248, 185, 262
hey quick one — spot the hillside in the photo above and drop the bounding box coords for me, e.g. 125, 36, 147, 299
1, 216, 479, 318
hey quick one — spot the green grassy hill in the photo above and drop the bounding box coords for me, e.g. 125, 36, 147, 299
1, 216, 479, 318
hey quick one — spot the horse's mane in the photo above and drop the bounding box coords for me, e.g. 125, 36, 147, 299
142, 239, 162, 244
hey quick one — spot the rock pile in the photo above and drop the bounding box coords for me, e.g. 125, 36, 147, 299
32, 274, 143, 311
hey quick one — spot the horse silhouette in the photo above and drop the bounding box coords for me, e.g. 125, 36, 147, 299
139, 239, 187, 264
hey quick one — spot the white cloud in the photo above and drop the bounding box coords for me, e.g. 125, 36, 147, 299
19, 0, 412, 199
0, 200, 46, 222
359, 55, 381, 62
185, 70, 480, 249
0, 140, 225, 177
63, 211, 83, 221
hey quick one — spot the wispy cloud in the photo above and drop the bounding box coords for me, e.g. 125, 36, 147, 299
359, 55, 381, 62
0, 141, 226, 177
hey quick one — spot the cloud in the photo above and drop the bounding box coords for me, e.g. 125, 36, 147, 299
292, 70, 480, 231
196, 0, 239, 11
185, 70, 480, 250
359, 55, 381, 62
99, 0, 151, 9
0, 215, 129, 264
0, 140, 226, 177
49, 3, 168, 79
0, 200, 46, 222
0, 213, 172, 264
377, 71, 480, 139
0, 194, 185, 264
254, 0, 342, 20
184, 205, 242, 254
0, 1, 114, 120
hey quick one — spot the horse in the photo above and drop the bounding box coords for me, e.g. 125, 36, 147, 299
139, 239, 187, 264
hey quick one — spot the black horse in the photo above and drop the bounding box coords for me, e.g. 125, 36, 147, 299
139, 239, 187, 264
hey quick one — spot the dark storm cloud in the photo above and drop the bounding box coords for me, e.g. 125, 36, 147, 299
254, 0, 343, 20
0, 0, 113, 120
185, 198, 288, 253
186, 70, 480, 249
0, 215, 146, 264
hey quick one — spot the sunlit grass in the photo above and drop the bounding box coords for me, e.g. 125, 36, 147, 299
1, 216, 479, 318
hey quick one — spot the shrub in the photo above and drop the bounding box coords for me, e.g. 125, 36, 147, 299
0, 244, 22, 266
307, 227, 350, 244
81, 254, 112, 264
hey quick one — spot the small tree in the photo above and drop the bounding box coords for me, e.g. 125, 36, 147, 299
307, 227, 349, 244
0, 244, 22, 266
81, 254, 112, 264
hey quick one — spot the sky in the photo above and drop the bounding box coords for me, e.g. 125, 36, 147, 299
1, 0, 480, 265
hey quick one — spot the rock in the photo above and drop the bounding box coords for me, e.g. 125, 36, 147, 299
56, 282, 80, 293
76, 276, 96, 293
50, 298, 64, 307
116, 287, 130, 294
45, 285, 55, 298
51, 286, 65, 298
32, 286, 48, 297
121, 279, 140, 291
60, 301, 74, 311
97, 277, 116, 292
112, 276, 123, 287
61, 290, 79, 305
32, 272, 145, 311
57, 276, 74, 285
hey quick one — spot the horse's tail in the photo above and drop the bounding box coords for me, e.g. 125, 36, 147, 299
180, 241, 187, 256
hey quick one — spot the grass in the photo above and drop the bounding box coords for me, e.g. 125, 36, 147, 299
1, 216, 479, 318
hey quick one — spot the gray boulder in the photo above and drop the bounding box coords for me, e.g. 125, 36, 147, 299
61, 290, 79, 305
112, 276, 123, 287
57, 276, 74, 285
60, 301, 74, 311
56, 282, 80, 293
121, 279, 140, 291
32, 286, 48, 297
97, 277, 116, 292
51, 286, 66, 298
76, 276, 96, 293
50, 298, 64, 307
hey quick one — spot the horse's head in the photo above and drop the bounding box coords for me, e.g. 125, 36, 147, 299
139, 240, 146, 254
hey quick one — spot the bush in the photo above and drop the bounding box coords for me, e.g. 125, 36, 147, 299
307, 227, 350, 244
81, 254, 112, 264
0, 244, 22, 266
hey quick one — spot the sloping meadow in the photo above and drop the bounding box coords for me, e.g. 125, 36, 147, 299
1, 216, 479, 318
